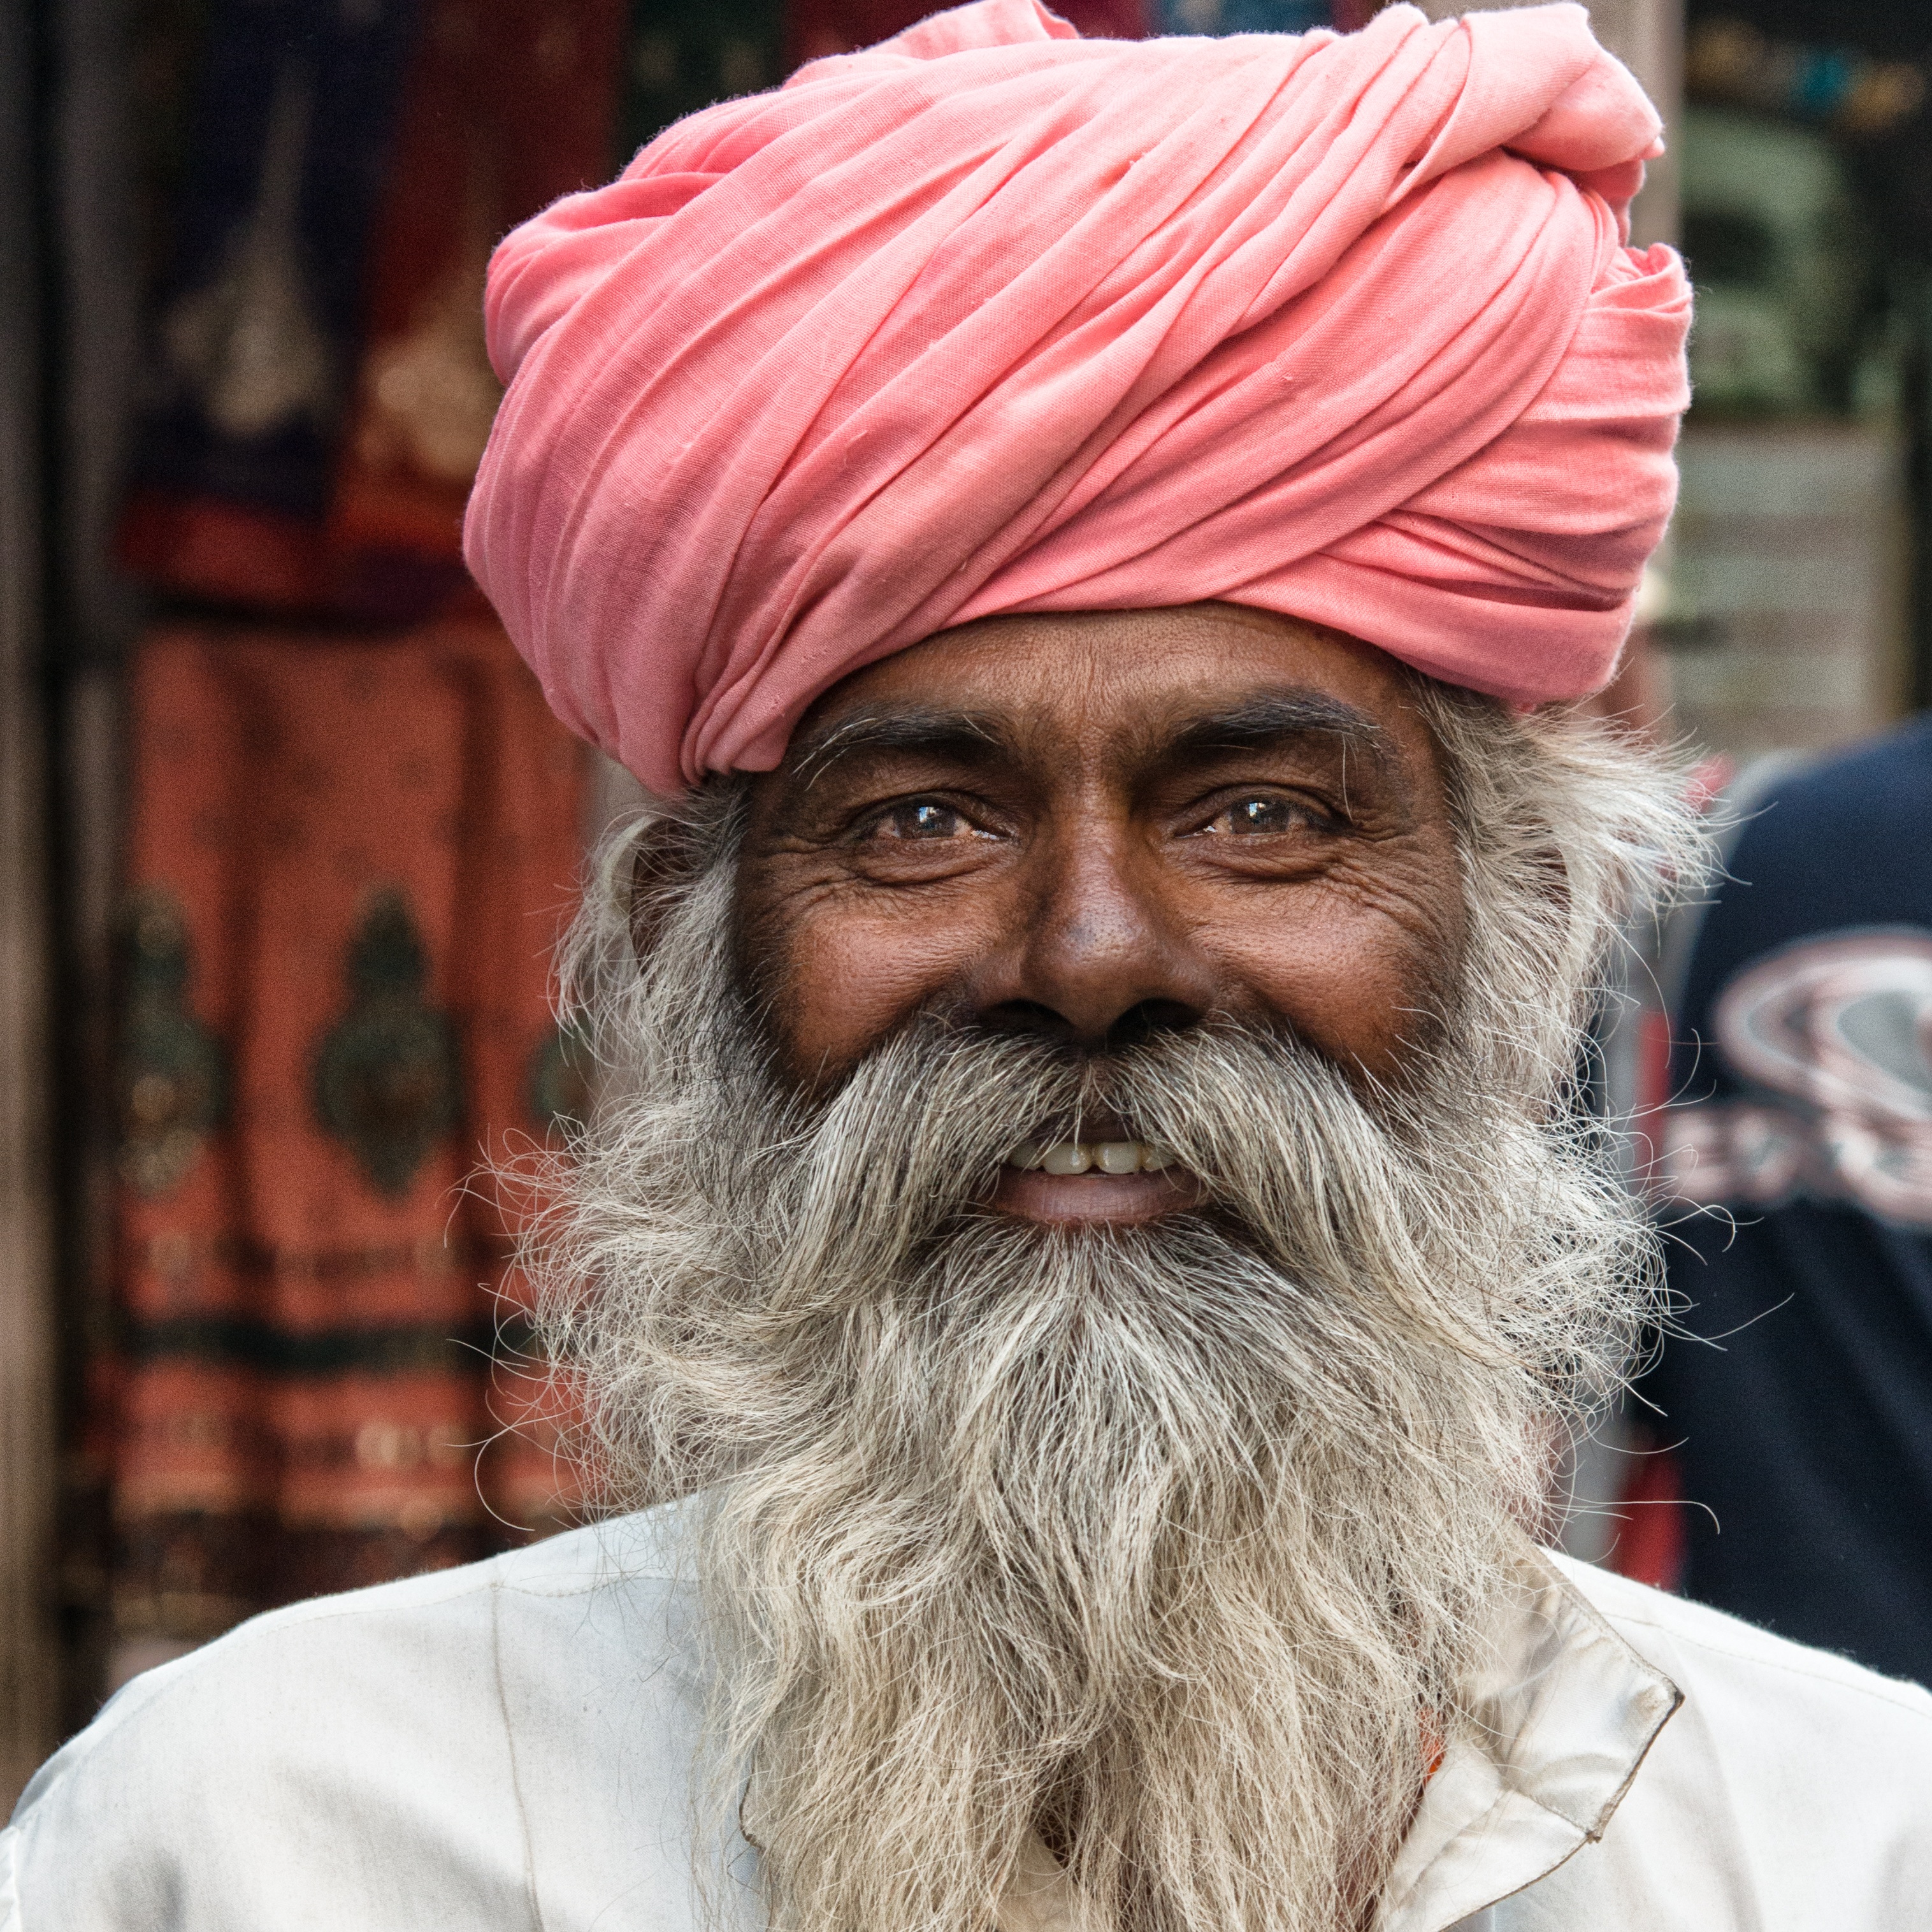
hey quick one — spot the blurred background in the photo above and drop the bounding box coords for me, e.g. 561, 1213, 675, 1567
2, 0, 1929, 1806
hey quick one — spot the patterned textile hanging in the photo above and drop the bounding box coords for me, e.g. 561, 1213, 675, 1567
95, 617, 588, 1675
118, 0, 626, 619
327, 0, 627, 618
117, 0, 422, 610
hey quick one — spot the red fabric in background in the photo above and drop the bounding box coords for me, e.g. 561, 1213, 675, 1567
328, 0, 627, 604
120, 0, 626, 618
1610, 1449, 1687, 1594
117, 492, 338, 614
99, 617, 588, 1655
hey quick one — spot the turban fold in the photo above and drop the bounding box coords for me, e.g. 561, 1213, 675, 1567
465, 0, 1690, 795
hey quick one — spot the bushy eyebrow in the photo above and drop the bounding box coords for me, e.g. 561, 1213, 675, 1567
1159, 690, 1387, 766
788, 704, 1009, 788
784, 688, 1392, 798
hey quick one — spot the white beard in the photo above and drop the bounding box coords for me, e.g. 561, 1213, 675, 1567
520, 691, 1700, 1932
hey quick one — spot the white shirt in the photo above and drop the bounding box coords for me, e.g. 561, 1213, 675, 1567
8, 1505, 1932, 1930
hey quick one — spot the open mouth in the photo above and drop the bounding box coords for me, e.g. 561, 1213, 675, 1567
992, 1127, 1204, 1225
1007, 1137, 1177, 1175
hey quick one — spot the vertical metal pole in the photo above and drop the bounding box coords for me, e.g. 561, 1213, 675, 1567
45, 0, 143, 1732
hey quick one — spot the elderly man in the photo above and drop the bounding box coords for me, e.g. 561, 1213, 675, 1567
10, 4, 1932, 1928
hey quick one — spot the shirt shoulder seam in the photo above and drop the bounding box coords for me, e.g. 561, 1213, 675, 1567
1605, 1606, 1932, 1720
32, 1559, 519, 1766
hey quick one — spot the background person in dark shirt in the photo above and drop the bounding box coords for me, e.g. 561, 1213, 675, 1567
1643, 712, 1932, 1682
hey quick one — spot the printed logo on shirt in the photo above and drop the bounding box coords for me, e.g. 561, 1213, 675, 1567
1657, 928, 1932, 1230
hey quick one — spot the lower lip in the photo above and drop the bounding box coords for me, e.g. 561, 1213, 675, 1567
990, 1164, 1205, 1226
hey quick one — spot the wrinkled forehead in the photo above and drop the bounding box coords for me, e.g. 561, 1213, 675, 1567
771, 605, 1451, 810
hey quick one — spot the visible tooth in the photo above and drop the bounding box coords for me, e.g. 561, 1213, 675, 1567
1009, 1142, 1047, 1171
1140, 1144, 1177, 1171
1094, 1141, 1141, 1174
1041, 1143, 1092, 1175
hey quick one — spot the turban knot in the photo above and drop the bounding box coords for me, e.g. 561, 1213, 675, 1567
466, 0, 1691, 794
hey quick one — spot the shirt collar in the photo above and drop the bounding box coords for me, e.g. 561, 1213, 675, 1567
992, 1547, 1682, 1932
1374, 1546, 1682, 1932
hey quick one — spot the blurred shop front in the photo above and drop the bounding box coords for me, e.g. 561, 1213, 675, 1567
1668, 8, 1932, 761
2, 0, 1929, 1806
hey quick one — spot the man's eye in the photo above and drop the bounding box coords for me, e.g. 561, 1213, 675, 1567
1209, 795, 1307, 835
876, 801, 969, 840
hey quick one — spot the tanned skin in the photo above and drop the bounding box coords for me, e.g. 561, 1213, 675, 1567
730, 603, 1467, 1227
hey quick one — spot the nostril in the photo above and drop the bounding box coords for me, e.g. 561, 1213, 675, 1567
981, 999, 1079, 1041
1105, 998, 1202, 1049
979, 997, 1205, 1049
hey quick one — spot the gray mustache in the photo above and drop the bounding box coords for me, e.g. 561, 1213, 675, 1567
728, 1007, 1434, 1342
770, 1007, 1372, 1206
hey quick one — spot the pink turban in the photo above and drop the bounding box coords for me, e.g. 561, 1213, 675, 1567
466, 0, 1690, 795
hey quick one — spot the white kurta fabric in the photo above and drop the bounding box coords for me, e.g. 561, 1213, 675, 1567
8, 1504, 1932, 1930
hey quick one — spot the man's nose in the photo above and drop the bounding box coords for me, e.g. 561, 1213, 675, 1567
977, 827, 1216, 1048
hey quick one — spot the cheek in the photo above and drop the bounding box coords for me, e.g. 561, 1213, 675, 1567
751, 898, 984, 1086
1216, 877, 1462, 1079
